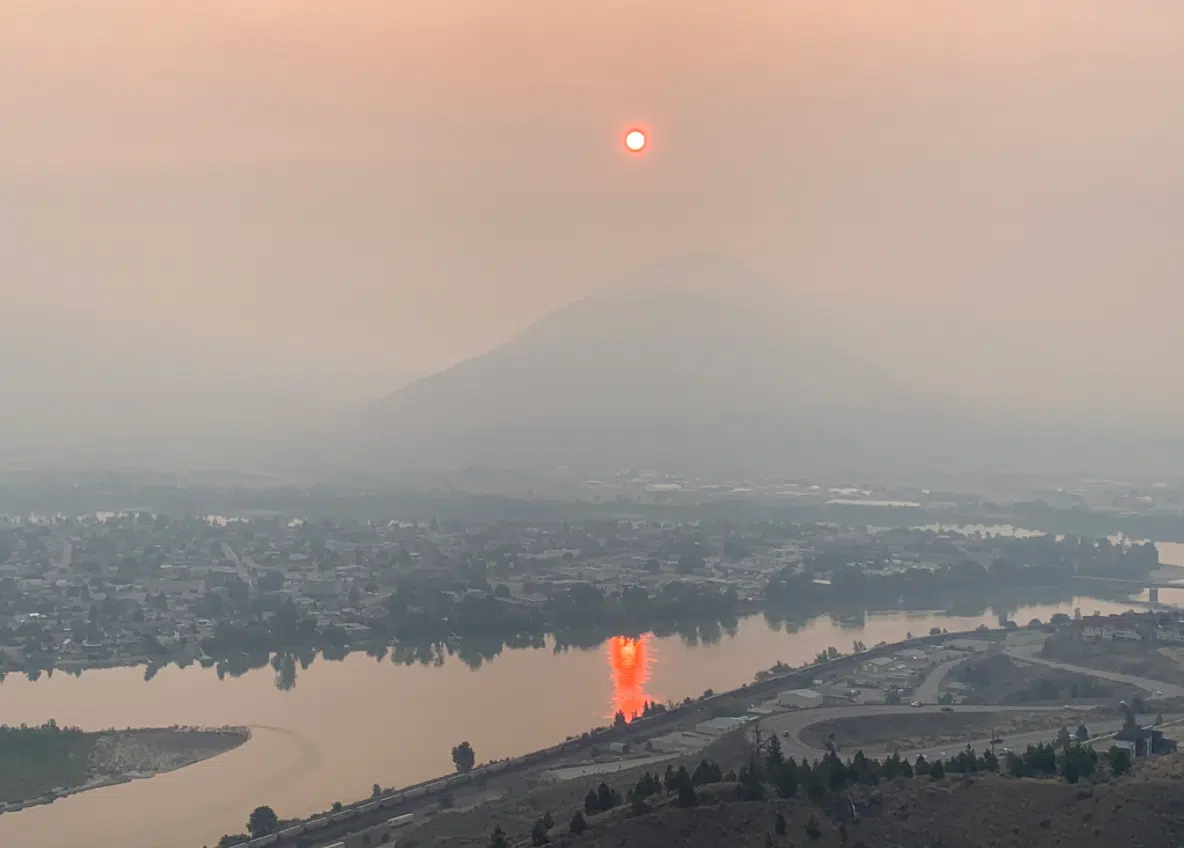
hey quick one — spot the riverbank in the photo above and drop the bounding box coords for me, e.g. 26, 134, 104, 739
0, 597, 1145, 848
0, 726, 249, 814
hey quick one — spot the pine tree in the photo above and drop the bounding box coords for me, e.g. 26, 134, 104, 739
805, 814, 822, 840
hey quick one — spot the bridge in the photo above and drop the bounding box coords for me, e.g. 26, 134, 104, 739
1073, 575, 1184, 603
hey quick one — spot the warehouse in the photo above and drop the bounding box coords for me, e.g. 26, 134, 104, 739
777, 688, 824, 709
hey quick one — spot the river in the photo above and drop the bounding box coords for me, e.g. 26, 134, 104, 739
0, 594, 1148, 848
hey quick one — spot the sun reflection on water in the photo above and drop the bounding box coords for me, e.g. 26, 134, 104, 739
607, 634, 656, 720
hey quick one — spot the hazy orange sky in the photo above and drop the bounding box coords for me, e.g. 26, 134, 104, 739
4, 0, 1184, 429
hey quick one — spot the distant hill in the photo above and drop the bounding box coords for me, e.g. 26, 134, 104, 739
357, 255, 974, 475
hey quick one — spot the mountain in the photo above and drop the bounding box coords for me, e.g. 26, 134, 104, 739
356, 255, 973, 475
0, 310, 414, 471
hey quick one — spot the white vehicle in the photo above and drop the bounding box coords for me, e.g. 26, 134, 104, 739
387, 813, 414, 828
1157, 690, 1164, 696
910, 701, 922, 707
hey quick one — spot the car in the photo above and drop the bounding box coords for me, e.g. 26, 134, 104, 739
940, 706, 954, 712
783, 730, 790, 738
990, 737, 1004, 744
910, 701, 922, 707
1157, 690, 1164, 696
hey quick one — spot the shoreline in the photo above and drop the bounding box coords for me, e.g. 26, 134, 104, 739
0, 726, 250, 815
10, 581, 1161, 681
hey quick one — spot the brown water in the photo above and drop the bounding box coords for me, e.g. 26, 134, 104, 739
0, 597, 1140, 848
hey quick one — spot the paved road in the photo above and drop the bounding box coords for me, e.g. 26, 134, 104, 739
220, 541, 256, 590
1003, 646, 1184, 698
755, 635, 1184, 764
759, 704, 1094, 761
914, 655, 972, 704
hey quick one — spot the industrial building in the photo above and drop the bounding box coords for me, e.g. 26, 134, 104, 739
776, 688, 824, 709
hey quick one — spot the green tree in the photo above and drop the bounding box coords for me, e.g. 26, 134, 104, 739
596, 781, 620, 811
570, 811, 587, 834
1123, 705, 1138, 729
1075, 723, 1090, 742
1063, 757, 1080, 784
246, 806, 278, 838
531, 818, 550, 846
766, 734, 785, 773
1056, 726, 1072, 750
736, 763, 765, 801
542, 811, 554, 830
929, 759, 946, 780
490, 826, 510, 848
372, 783, 382, 798
452, 741, 476, 772
584, 789, 600, 815
805, 814, 822, 840
775, 813, 787, 836
691, 760, 722, 787
1108, 745, 1133, 776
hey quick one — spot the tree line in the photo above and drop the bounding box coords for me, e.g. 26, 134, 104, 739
487, 727, 1138, 846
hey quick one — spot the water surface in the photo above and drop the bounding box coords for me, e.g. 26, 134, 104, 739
0, 597, 1143, 848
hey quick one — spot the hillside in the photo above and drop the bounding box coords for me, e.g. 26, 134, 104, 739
359, 255, 972, 474
400, 718, 1183, 848
552, 770, 1184, 848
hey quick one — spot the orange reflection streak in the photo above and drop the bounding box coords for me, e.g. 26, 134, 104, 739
607, 634, 655, 721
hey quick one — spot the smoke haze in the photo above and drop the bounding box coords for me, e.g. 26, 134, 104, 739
4, 1, 1183, 469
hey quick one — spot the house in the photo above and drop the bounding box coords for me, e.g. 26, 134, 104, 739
1113, 726, 1177, 757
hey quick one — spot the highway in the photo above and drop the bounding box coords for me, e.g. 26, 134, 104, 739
248, 630, 1182, 848
760, 635, 1182, 765
761, 703, 1099, 762
1003, 645, 1184, 698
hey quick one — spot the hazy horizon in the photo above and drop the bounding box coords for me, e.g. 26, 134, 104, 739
5, 1, 1184, 471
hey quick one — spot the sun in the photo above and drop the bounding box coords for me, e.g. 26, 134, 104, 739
624, 129, 647, 153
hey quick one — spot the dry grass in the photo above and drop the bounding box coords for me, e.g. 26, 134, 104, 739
551, 757, 1184, 848
1041, 635, 1184, 685
799, 710, 1083, 753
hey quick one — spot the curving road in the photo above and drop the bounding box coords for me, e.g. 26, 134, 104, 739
1003, 645, 1184, 698
756, 635, 1183, 765
913, 655, 973, 704
760, 703, 1096, 762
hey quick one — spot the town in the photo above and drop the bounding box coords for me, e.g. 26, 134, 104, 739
0, 509, 1164, 680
